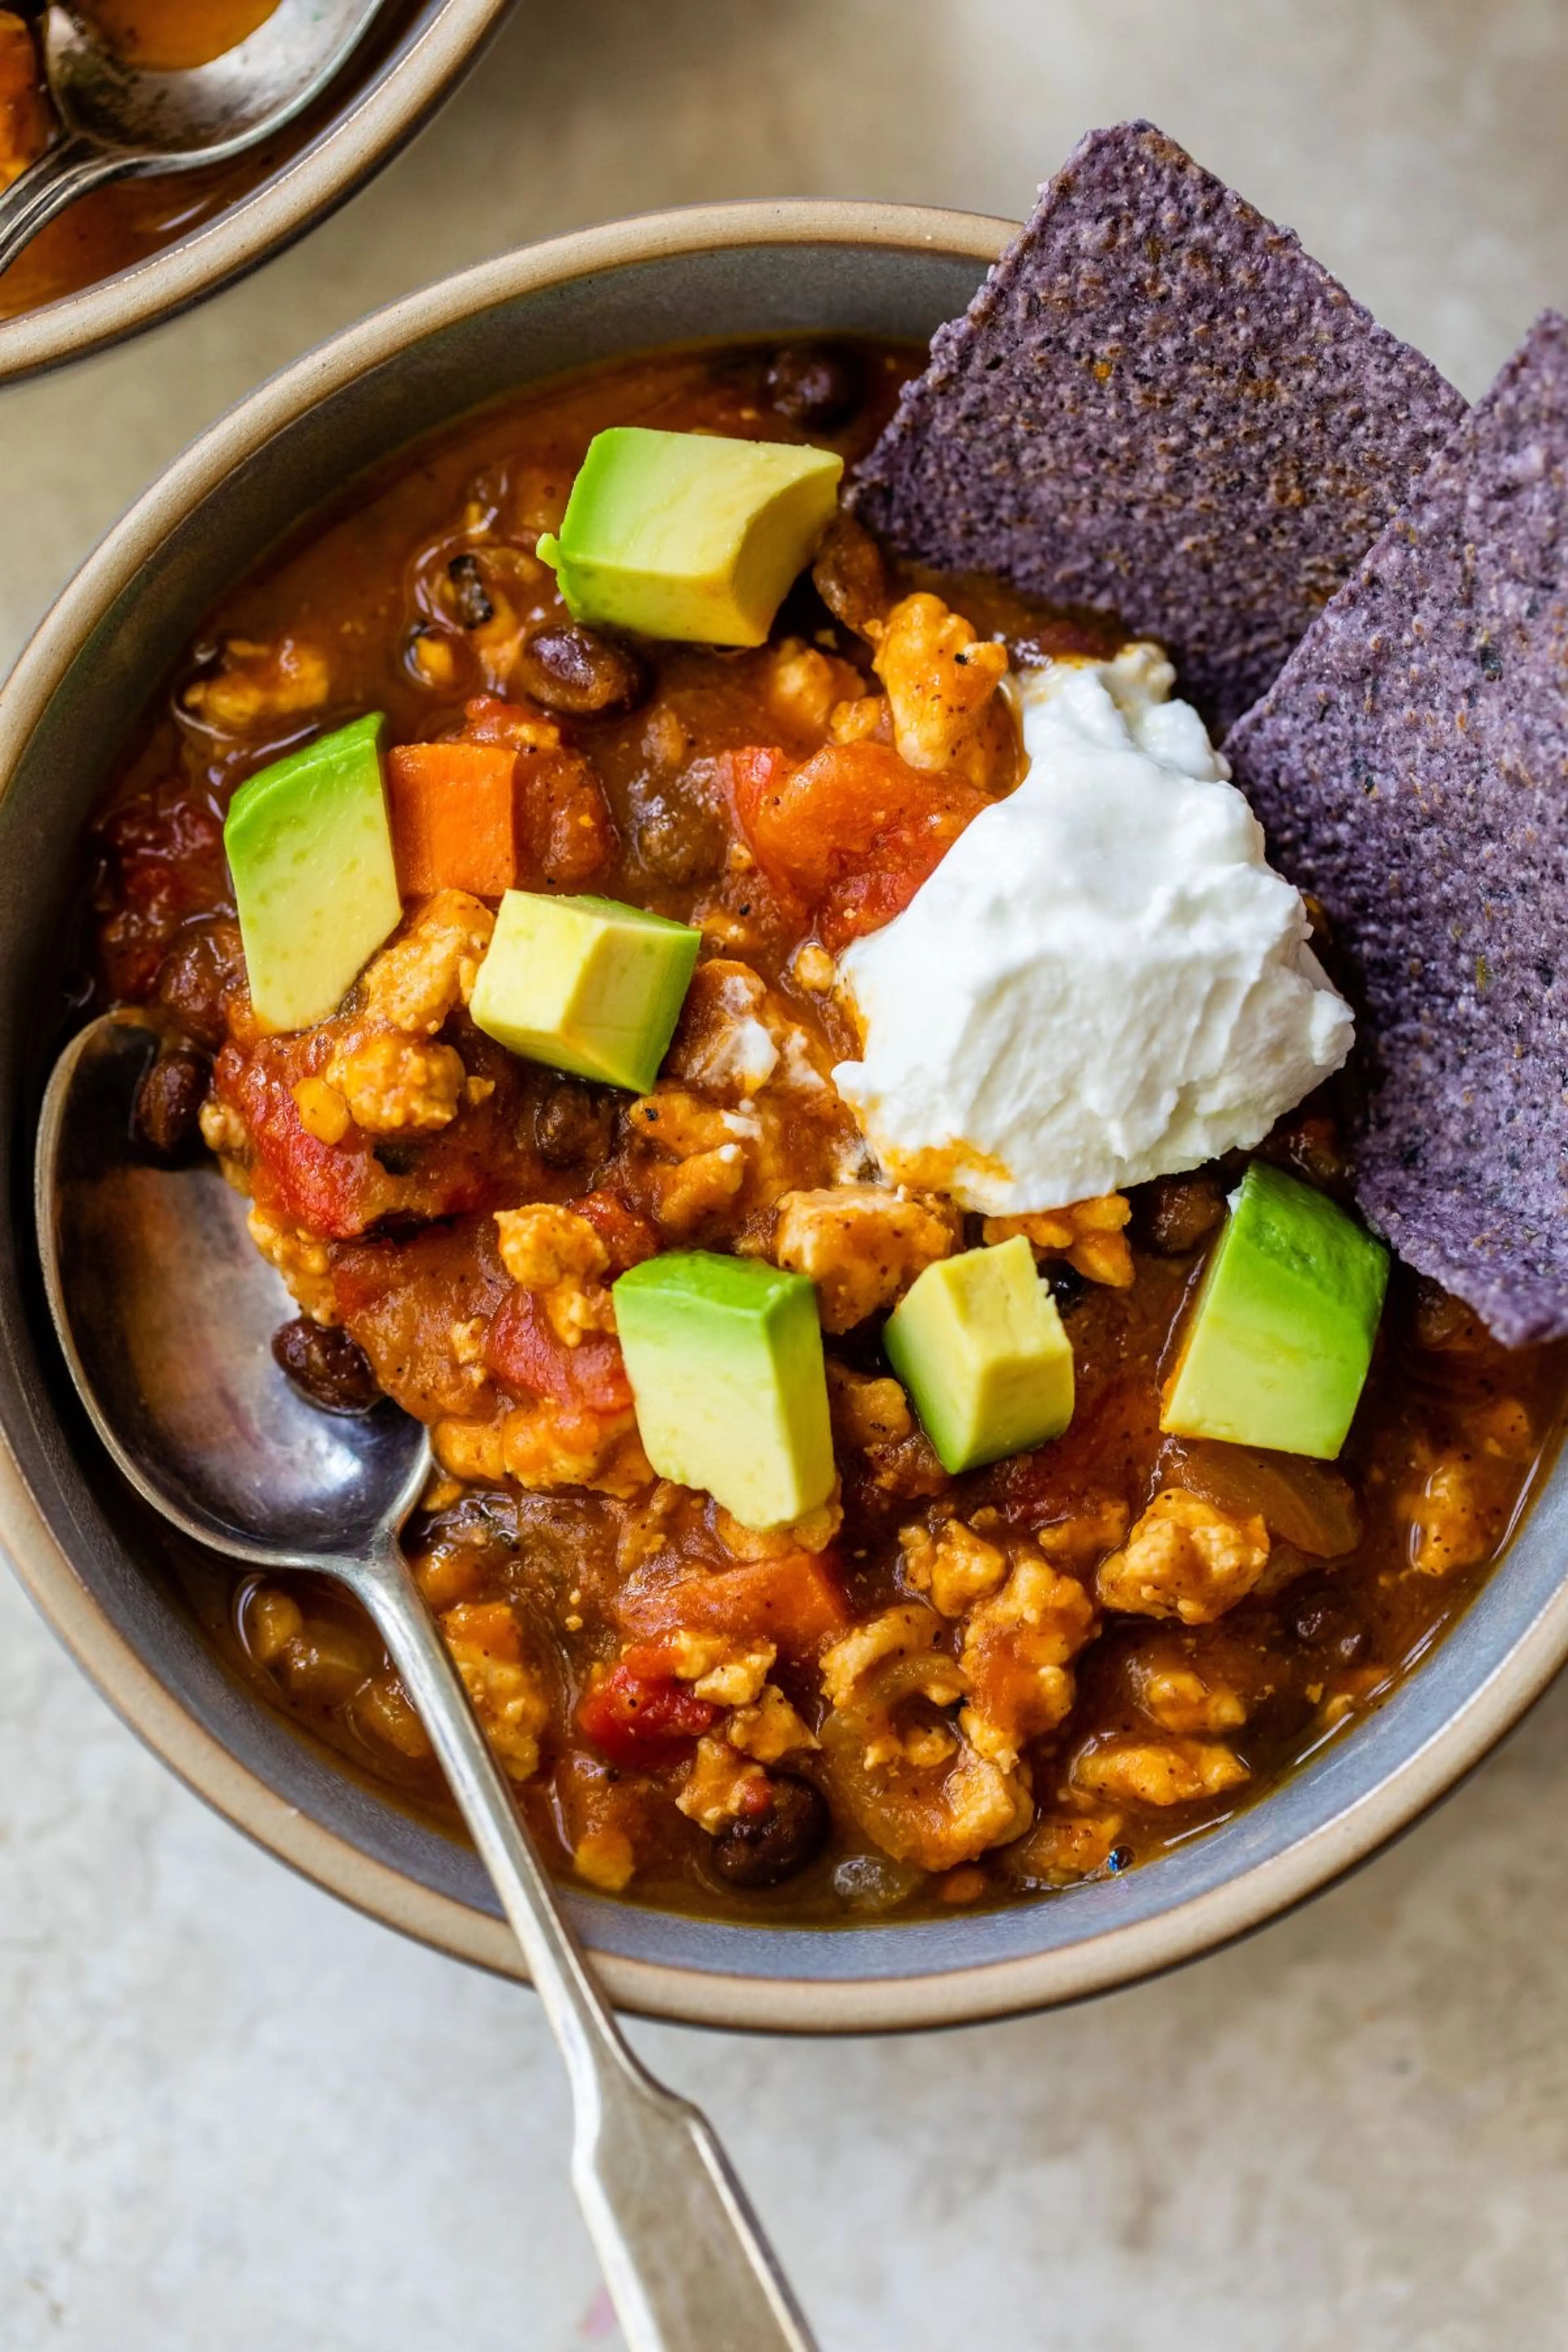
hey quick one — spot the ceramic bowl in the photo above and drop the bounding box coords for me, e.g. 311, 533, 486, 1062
3, 202, 1566, 2030
0, 0, 512, 384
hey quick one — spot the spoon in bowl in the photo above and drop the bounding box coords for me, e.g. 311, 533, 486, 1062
0, 0, 385, 276
36, 1011, 817, 2352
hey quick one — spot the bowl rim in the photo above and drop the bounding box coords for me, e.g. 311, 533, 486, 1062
4, 196, 1568, 2034
0, 0, 515, 387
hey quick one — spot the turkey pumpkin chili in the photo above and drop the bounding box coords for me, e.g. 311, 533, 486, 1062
80, 336, 1567, 1925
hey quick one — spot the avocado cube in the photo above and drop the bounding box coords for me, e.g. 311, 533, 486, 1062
1161, 1162, 1390, 1460
469, 891, 701, 1094
224, 713, 402, 1033
614, 1252, 835, 1528
537, 428, 843, 647
884, 1235, 1075, 1475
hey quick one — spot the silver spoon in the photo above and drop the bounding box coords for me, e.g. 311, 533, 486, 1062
0, 0, 385, 277
36, 1011, 816, 2352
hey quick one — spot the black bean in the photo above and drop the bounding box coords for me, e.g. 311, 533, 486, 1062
1045, 1261, 1086, 1312
448, 553, 494, 630
1287, 1585, 1335, 1644
271, 1318, 381, 1414
372, 1141, 425, 1177
1134, 1173, 1227, 1256
812, 512, 891, 639
633, 793, 724, 885
155, 919, 243, 1051
533, 1080, 616, 1170
134, 1047, 211, 1157
710, 1775, 830, 1889
517, 624, 650, 718
765, 343, 861, 432
1287, 1579, 1365, 1662
1266, 1114, 1351, 1193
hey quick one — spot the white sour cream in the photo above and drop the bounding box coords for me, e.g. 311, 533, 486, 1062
832, 648, 1354, 1214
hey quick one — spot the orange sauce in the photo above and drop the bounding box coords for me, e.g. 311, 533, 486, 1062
82, 0, 280, 71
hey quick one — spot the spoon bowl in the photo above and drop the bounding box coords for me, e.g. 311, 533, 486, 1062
0, 0, 387, 275
34, 1009, 817, 2352
37, 1016, 430, 1567
43, 0, 385, 157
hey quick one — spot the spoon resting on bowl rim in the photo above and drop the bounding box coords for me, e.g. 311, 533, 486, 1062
35, 1010, 817, 2352
0, 0, 386, 277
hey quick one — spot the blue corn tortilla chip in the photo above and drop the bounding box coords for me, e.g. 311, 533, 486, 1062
1226, 312, 1568, 1345
851, 120, 1464, 733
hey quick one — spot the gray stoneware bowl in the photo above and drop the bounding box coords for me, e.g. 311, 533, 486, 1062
2, 203, 1566, 2031
0, 0, 512, 385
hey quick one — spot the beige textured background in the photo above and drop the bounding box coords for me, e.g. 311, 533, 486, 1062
3, 3, 1567, 2345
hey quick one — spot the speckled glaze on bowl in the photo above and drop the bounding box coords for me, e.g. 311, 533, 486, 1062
2, 203, 1566, 2032
0, 0, 513, 385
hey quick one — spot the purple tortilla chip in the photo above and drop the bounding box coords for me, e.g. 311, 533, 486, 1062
1226, 311, 1568, 1346
852, 120, 1464, 733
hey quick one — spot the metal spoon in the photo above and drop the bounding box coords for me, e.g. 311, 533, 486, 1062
0, 0, 385, 276
36, 1012, 817, 2352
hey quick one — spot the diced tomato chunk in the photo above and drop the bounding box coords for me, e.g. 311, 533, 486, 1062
451, 693, 541, 746
517, 747, 616, 887
333, 1214, 507, 1320
446, 694, 615, 885
617, 1548, 851, 1661
97, 784, 230, 998
216, 1033, 519, 1241
577, 1662, 719, 1769
724, 739, 987, 951
983, 1375, 1160, 1529
214, 1040, 394, 1238
814, 860, 948, 948
102, 785, 226, 886
724, 744, 793, 851
484, 1283, 633, 1412
333, 1217, 510, 1419
570, 1188, 660, 1274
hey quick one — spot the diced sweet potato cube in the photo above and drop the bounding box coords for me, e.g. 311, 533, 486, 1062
388, 742, 517, 898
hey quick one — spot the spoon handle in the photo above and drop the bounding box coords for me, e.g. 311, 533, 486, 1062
358, 1542, 818, 2352
0, 134, 135, 275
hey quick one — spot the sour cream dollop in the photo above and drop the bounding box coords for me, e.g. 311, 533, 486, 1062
832, 646, 1354, 1215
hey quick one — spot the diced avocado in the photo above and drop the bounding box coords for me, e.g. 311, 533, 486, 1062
614, 1252, 835, 1528
537, 428, 843, 647
224, 713, 402, 1034
884, 1234, 1075, 1475
469, 890, 700, 1093
1161, 1161, 1390, 1461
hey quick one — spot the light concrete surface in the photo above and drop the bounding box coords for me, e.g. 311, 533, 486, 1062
2, 3, 1566, 2345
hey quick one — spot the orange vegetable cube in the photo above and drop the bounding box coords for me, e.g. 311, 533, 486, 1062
388, 742, 517, 898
